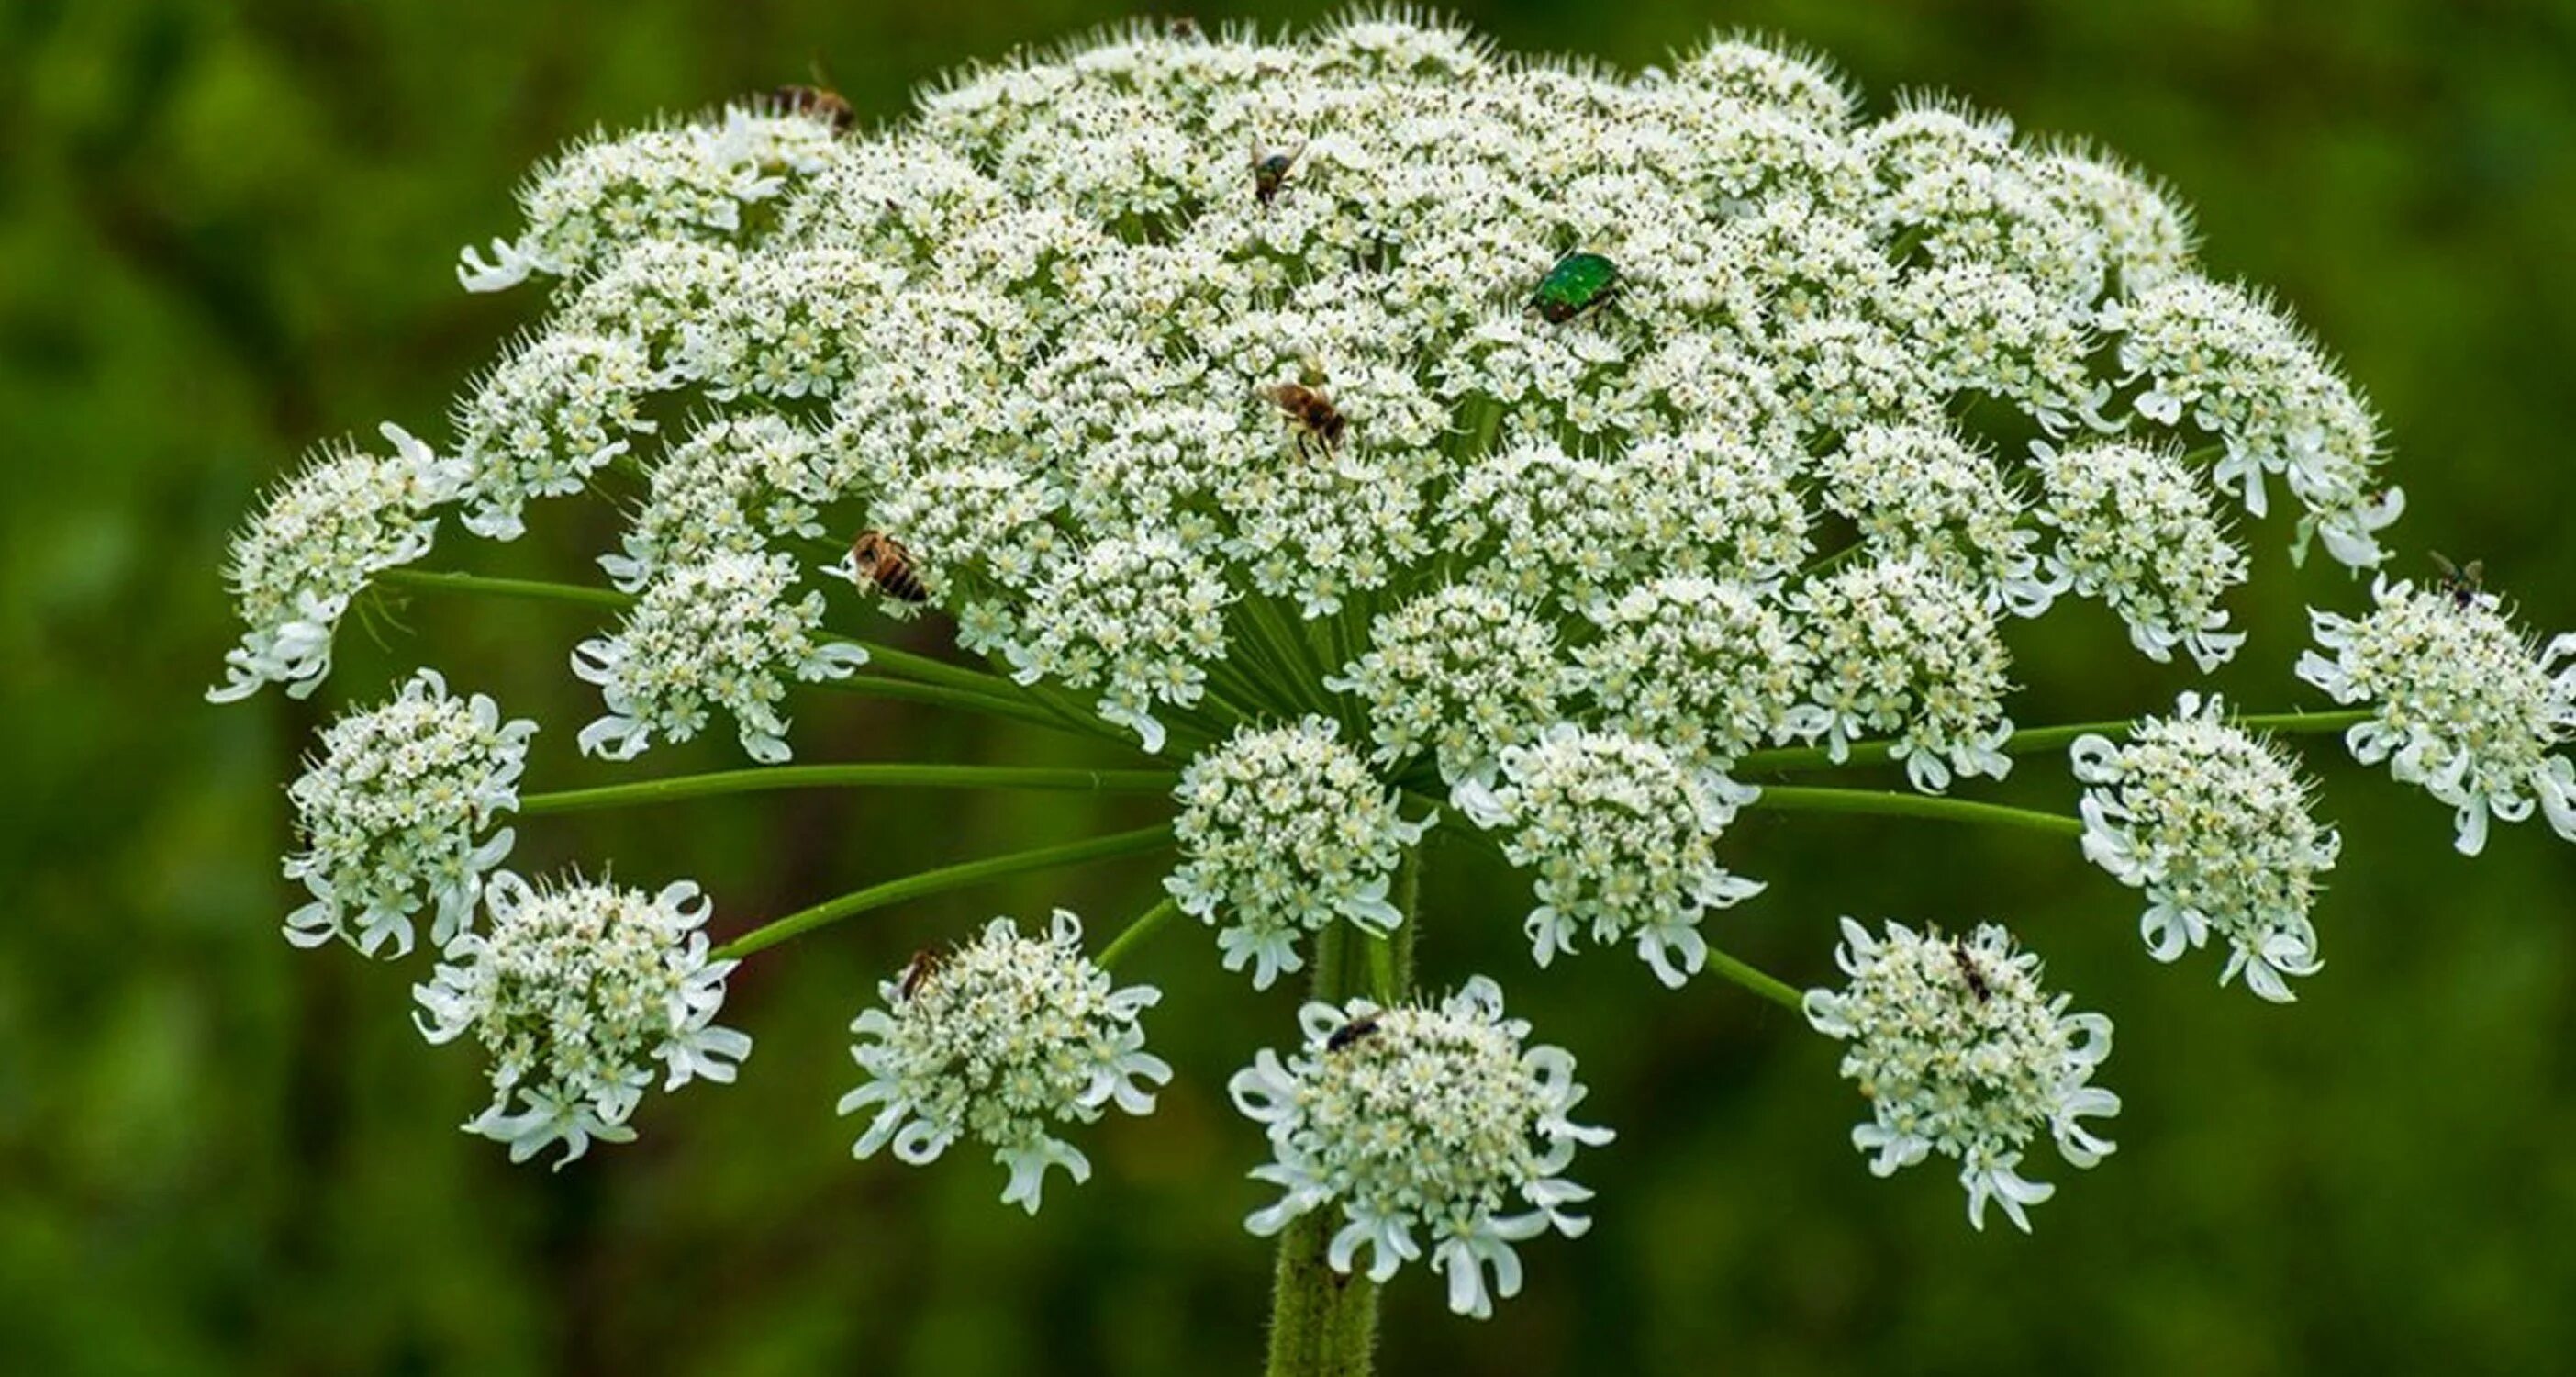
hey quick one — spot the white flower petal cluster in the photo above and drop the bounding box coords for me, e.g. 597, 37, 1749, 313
1454, 725, 1763, 987
2102, 274, 2400, 568
839, 911, 1171, 1214
452, 332, 664, 540
2299, 577, 2576, 855
599, 413, 831, 591
414, 872, 750, 1166
2031, 438, 2247, 669
864, 462, 1070, 644
2072, 694, 2338, 1001
1804, 919, 2119, 1232
1331, 585, 1562, 787
283, 669, 536, 958
457, 104, 842, 291
1573, 577, 1827, 769
212, 424, 461, 702
1439, 432, 1807, 614
1796, 557, 2015, 792
1001, 534, 1233, 753
573, 552, 868, 763
1228, 977, 1611, 1319
1167, 718, 1433, 990
1817, 423, 2054, 615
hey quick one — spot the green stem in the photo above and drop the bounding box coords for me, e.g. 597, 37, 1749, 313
712, 823, 1176, 961
376, 565, 632, 611
1755, 786, 2083, 838
1264, 852, 1417, 1377
1097, 896, 1183, 970
520, 764, 1177, 816
1734, 708, 2370, 775
1704, 946, 1806, 1013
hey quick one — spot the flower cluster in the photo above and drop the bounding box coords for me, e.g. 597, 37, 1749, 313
1229, 978, 1611, 1318
1796, 557, 2015, 792
283, 669, 536, 958
841, 912, 1171, 1213
413, 872, 751, 1165
1572, 577, 1826, 769
2030, 438, 2247, 669
573, 551, 869, 763
1167, 718, 1433, 989
211, 424, 459, 702
1455, 726, 1762, 986
1804, 919, 2119, 1232
1816, 423, 2053, 616
2299, 577, 2576, 854
1331, 585, 1563, 786
2072, 695, 2337, 1001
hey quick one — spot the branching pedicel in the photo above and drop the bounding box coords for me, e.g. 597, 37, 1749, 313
214, 11, 2576, 1365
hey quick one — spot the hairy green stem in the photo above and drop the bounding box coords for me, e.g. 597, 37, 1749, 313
1264, 853, 1417, 1377
1097, 896, 1183, 970
520, 764, 1177, 816
376, 565, 632, 611
1734, 708, 2371, 775
808, 676, 1098, 735
1755, 785, 2084, 838
1704, 946, 1807, 1013
712, 823, 1175, 960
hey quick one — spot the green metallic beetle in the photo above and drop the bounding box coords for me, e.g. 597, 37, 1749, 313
1527, 251, 1619, 323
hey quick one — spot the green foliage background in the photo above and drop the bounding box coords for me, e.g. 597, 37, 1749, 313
6, 1, 2575, 1372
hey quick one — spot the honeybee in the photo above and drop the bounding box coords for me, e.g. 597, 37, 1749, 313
1252, 135, 1306, 207
1325, 1013, 1382, 1053
898, 946, 943, 1002
2430, 551, 2485, 610
849, 530, 928, 603
1265, 361, 1345, 462
774, 84, 854, 133
1950, 936, 1991, 1003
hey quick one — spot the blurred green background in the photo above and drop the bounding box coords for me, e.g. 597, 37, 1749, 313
7, 0, 2576, 1372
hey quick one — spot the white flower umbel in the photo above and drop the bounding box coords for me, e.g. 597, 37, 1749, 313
1228, 977, 1611, 1319
1166, 719, 1433, 990
413, 872, 750, 1166
1001, 534, 1233, 753
456, 104, 841, 291
2102, 274, 2400, 568
1573, 577, 1829, 770
597, 413, 830, 592
2298, 577, 2576, 855
283, 669, 536, 958
2071, 694, 2338, 1001
573, 552, 868, 763
2031, 438, 2247, 669
1331, 585, 1563, 787
839, 911, 1171, 1214
1453, 725, 1762, 987
1796, 557, 2016, 793
452, 332, 664, 541
211, 423, 460, 702
1804, 919, 2119, 1233
1816, 423, 2055, 616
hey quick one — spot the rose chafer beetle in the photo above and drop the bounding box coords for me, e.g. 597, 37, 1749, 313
1527, 251, 1618, 323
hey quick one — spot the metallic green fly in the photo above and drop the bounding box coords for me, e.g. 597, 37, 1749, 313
1527, 252, 1618, 323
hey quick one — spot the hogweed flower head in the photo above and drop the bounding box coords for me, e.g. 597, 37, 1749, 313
2299, 577, 2576, 855
1796, 557, 2015, 793
211, 423, 459, 702
413, 872, 750, 1166
1454, 724, 1763, 987
1229, 977, 1611, 1318
2030, 438, 2248, 670
2072, 694, 2338, 1001
839, 911, 1171, 1214
283, 669, 535, 958
1805, 919, 2119, 1232
1573, 576, 1828, 770
1167, 718, 1433, 990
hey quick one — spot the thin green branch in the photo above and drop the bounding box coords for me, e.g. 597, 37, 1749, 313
1735, 708, 2372, 775
808, 676, 1094, 735
1097, 896, 1184, 970
1704, 946, 1806, 1013
376, 565, 633, 611
1755, 785, 2084, 838
712, 822, 1176, 961
521, 764, 1178, 817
